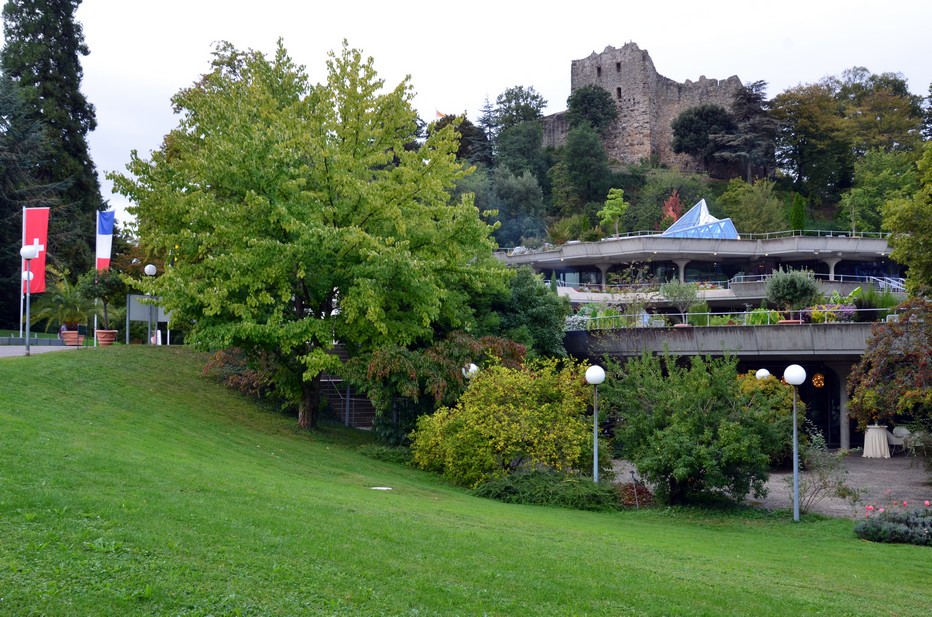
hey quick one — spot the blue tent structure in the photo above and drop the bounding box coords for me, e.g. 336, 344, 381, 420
661, 199, 739, 239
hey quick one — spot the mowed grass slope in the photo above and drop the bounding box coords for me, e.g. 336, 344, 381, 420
0, 347, 929, 616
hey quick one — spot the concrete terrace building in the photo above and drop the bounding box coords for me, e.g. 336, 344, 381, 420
500, 206, 905, 450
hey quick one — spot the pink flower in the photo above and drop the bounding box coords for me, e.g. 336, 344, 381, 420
925, 500, 930, 507
903, 501, 908, 507
879, 508, 885, 513
866, 505, 874, 511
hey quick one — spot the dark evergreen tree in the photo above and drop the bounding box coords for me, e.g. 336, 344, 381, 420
1, 0, 102, 275
432, 114, 492, 167
496, 120, 549, 193
559, 124, 611, 207
712, 80, 778, 181
0, 71, 63, 328
671, 104, 736, 172
923, 82, 932, 141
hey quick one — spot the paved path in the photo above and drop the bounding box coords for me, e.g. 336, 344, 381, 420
0, 344, 79, 357
615, 454, 931, 518
755, 453, 931, 518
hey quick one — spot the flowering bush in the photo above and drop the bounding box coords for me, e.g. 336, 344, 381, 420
854, 496, 932, 546
799, 303, 856, 323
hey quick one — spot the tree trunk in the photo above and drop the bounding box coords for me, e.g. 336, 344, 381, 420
297, 375, 322, 429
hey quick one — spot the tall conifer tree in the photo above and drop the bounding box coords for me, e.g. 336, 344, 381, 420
1, 0, 101, 274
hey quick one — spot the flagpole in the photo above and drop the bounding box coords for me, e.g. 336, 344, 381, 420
19, 206, 25, 339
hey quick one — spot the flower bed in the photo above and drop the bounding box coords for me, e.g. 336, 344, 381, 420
799, 303, 856, 324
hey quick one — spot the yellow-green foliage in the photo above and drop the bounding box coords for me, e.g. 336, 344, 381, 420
410, 360, 591, 488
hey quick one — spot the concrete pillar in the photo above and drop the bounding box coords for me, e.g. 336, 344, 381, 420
596, 263, 610, 288
826, 361, 852, 450
822, 257, 842, 281
673, 259, 690, 283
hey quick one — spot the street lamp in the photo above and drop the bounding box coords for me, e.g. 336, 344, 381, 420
585, 365, 606, 483
755, 368, 771, 380
462, 363, 478, 380
144, 264, 156, 345
20, 245, 39, 356
784, 363, 807, 522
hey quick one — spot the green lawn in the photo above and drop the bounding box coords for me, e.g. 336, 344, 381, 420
1, 347, 929, 616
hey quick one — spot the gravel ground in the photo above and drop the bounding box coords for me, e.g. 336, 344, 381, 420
614, 453, 931, 519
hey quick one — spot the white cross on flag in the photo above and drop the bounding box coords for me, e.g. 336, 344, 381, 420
22, 207, 49, 294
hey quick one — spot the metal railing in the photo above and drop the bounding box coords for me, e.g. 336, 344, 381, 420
568, 306, 896, 331
500, 228, 891, 255
556, 273, 905, 295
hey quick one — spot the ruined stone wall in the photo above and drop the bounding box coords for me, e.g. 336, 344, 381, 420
542, 42, 742, 169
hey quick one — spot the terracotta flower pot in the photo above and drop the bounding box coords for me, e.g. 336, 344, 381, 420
96, 329, 118, 346
61, 330, 85, 346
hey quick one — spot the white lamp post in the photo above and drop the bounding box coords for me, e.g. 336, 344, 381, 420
144, 264, 156, 345
784, 363, 807, 522
585, 365, 606, 483
462, 363, 478, 380
755, 368, 771, 380
20, 245, 39, 356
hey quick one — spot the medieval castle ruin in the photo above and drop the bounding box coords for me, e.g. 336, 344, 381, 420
542, 42, 743, 169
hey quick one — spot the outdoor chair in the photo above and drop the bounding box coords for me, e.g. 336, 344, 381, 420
887, 427, 910, 454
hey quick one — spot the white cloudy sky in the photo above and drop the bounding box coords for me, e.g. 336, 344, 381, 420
41, 1, 932, 221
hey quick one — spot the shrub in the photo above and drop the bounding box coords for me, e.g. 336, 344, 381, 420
603, 354, 775, 505
854, 505, 932, 546
745, 308, 781, 325
202, 348, 273, 398
791, 424, 860, 514
765, 269, 822, 317
687, 301, 710, 326
473, 470, 618, 511
735, 371, 799, 466
410, 359, 611, 488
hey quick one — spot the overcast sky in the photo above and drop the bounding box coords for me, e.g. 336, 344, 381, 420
33, 1, 932, 222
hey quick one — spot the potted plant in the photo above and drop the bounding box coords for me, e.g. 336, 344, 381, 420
77, 268, 127, 346
764, 269, 822, 323
30, 267, 96, 345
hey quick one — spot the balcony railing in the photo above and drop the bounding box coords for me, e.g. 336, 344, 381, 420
500, 228, 891, 255
567, 306, 897, 331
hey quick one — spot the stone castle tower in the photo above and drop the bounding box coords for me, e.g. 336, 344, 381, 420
542, 43, 743, 169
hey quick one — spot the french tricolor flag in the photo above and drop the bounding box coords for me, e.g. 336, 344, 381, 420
96, 210, 115, 270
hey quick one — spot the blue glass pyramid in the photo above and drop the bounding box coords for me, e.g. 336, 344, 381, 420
660, 199, 738, 239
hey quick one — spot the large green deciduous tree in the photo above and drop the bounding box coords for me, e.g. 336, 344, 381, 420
111, 42, 505, 428
882, 141, 932, 296
770, 83, 853, 202
718, 178, 787, 233
1, 0, 102, 273
839, 149, 918, 234
493, 85, 546, 133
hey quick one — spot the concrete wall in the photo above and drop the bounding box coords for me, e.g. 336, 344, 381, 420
576, 323, 872, 360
